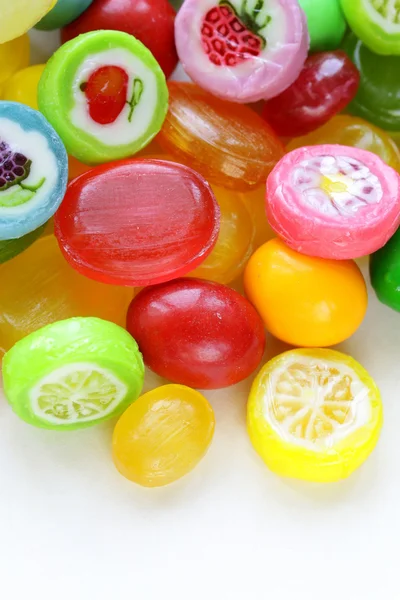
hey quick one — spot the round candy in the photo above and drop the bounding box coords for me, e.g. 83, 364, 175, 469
158, 82, 285, 191
127, 278, 266, 389
38, 30, 168, 165
2, 64, 46, 111
262, 51, 360, 137
370, 227, 400, 312
36, 0, 94, 30
266, 144, 400, 260
62, 0, 178, 79
342, 31, 400, 132
287, 115, 400, 173
0, 223, 45, 265
341, 0, 400, 55
0, 102, 68, 241
175, 0, 309, 103
244, 238, 368, 347
55, 159, 220, 286
247, 348, 383, 482
0, 0, 55, 43
2, 317, 144, 430
240, 185, 275, 249
0, 34, 30, 96
0, 235, 132, 355
298, 0, 346, 51
113, 384, 215, 487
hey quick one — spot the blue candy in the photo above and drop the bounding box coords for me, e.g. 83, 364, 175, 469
0, 102, 68, 240
35, 0, 93, 30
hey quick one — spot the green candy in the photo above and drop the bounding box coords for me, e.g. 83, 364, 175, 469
370, 228, 400, 313
0, 223, 45, 264
299, 0, 347, 51
38, 30, 169, 165
3, 317, 145, 430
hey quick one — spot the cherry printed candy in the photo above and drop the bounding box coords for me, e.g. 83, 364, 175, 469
175, 0, 309, 102
267, 145, 400, 260
38, 31, 168, 164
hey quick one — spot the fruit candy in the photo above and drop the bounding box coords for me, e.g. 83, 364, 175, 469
0, 101, 68, 241
38, 31, 168, 165
2, 317, 144, 430
247, 348, 383, 482
262, 51, 360, 138
0, 235, 132, 354
0, 223, 45, 265
113, 384, 215, 487
36, 0, 94, 30
0, 34, 30, 96
342, 31, 400, 132
267, 145, 400, 260
341, 0, 400, 55
158, 82, 285, 191
62, 0, 178, 79
175, 0, 309, 103
287, 115, 400, 173
55, 159, 220, 286
127, 278, 266, 389
298, 0, 346, 51
2, 65, 46, 111
370, 227, 400, 312
244, 238, 367, 347
0, 0, 55, 43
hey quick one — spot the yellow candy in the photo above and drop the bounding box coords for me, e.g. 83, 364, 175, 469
0, 34, 30, 96
239, 185, 275, 249
247, 349, 383, 483
0, 0, 56, 44
112, 384, 215, 487
0, 235, 132, 355
3, 64, 46, 110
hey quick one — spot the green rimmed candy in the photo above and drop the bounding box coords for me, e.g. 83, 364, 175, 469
0, 223, 45, 264
2, 317, 144, 430
299, 0, 347, 51
38, 30, 169, 165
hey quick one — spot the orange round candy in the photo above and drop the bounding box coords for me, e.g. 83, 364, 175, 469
244, 238, 368, 347
112, 384, 215, 487
158, 82, 285, 191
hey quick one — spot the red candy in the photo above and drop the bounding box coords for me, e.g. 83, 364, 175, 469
62, 0, 178, 78
55, 159, 220, 286
262, 51, 360, 137
83, 65, 128, 125
126, 278, 266, 389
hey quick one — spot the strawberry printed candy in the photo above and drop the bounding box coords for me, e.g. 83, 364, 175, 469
175, 0, 309, 103
38, 31, 168, 165
267, 145, 400, 260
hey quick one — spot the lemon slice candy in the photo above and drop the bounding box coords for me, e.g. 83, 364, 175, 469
247, 349, 383, 482
2, 317, 144, 430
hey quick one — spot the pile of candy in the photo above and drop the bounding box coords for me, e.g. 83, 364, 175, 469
1, 0, 400, 488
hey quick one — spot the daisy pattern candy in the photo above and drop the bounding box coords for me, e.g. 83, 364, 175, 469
175, 0, 309, 103
267, 145, 400, 259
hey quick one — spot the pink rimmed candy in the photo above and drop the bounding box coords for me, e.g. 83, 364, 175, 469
175, 0, 309, 103
267, 145, 400, 260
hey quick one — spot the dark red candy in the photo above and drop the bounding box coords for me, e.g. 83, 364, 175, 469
262, 51, 360, 137
126, 278, 266, 389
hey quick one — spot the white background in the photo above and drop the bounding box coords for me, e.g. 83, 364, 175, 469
0, 30, 398, 600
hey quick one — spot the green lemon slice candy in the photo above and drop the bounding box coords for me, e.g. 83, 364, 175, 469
341, 0, 400, 55
2, 317, 144, 430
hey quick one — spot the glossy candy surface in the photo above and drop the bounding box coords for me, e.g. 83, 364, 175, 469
298, 0, 346, 51
341, 0, 400, 55
262, 51, 360, 137
36, 0, 94, 30
175, 0, 309, 102
267, 144, 400, 259
2, 65, 46, 110
55, 159, 220, 286
127, 278, 266, 389
370, 227, 400, 312
287, 115, 400, 172
38, 31, 168, 164
0, 235, 132, 354
0, 101, 68, 240
0, 0, 55, 43
113, 384, 215, 487
0, 34, 30, 96
342, 32, 400, 132
2, 317, 144, 430
244, 238, 368, 347
247, 348, 383, 482
240, 185, 275, 249
158, 82, 285, 191
62, 0, 178, 79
